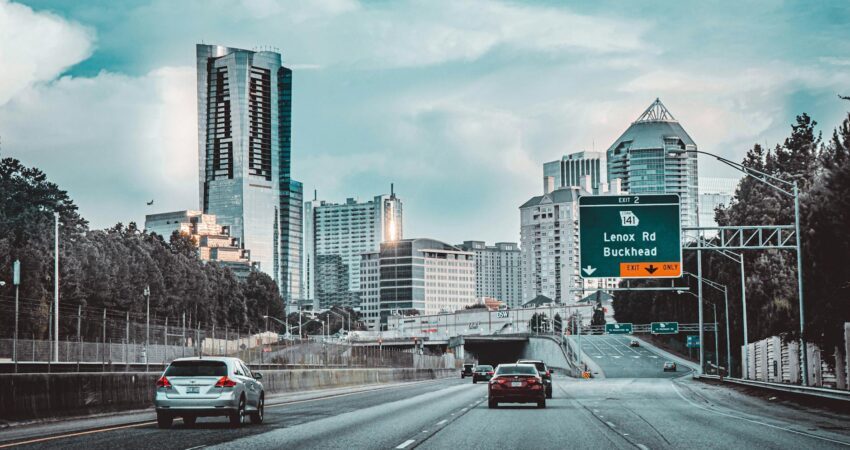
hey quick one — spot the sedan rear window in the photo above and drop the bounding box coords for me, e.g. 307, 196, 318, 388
495, 365, 537, 376
165, 360, 227, 377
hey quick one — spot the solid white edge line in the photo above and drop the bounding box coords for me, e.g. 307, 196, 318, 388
396, 439, 416, 448
670, 381, 850, 447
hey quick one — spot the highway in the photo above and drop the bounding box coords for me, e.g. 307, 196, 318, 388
575, 334, 688, 378
3, 337, 850, 449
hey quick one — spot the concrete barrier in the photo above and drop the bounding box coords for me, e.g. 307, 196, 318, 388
0, 368, 454, 422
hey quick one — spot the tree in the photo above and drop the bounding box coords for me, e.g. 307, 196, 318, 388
464, 303, 488, 310
529, 313, 549, 333
553, 313, 563, 334
591, 300, 606, 327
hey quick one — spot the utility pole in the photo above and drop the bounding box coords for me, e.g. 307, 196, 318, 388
76, 305, 81, 371
54, 212, 60, 363
13, 260, 20, 373
793, 182, 808, 386
713, 303, 719, 371
144, 285, 150, 371
697, 247, 704, 376
740, 255, 749, 378
723, 286, 731, 376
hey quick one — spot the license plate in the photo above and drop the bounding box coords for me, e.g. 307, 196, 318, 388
511, 382, 522, 387
187, 386, 200, 394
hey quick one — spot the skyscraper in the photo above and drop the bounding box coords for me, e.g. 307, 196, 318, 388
607, 99, 700, 228
303, 191, 403, 310
543, 151, 607, 193
197, 44, 302, 300
456, 241, 522, 308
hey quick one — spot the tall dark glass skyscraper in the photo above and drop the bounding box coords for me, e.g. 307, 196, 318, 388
197, 44, 302, 303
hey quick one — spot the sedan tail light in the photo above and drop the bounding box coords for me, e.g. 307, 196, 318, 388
487, 371, 494, 375
215, 376, 238, 388
526, 378, 537, 385
156, 376, 171, 388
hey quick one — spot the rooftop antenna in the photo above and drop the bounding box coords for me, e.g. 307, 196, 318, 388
313, 189, 317, 201
391, 183, 394, 197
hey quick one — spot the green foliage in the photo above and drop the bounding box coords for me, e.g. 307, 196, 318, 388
591, 301, 606, 326
553, 313, 563, 333
529, 312, 549, 333
0, 153, 283, 341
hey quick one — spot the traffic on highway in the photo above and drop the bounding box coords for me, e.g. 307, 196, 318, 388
3, 335, 850, 450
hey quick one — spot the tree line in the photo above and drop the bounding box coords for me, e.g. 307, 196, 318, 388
0, 154, 283, 341
614, 103, 850, 372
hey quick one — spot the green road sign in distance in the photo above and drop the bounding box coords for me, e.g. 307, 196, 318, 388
651, 322, 679, 334
605, 323, 633, 334
686, 335, 700, 348
579, 194, 682, 279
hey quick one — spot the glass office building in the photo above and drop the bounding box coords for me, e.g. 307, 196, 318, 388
543, 151, 607, 192
607, 99, 700, 228
197, 44, 302, 300
360, 239, 474, 330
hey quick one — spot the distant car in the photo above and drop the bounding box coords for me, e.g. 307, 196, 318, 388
488, 364, 546, 409
663, 361, 677, 372
461, 363, 475, 378
472, 365, 495, 383
630, 339, 640, 348
517, 359, 553, 398
153, 357, 264, 429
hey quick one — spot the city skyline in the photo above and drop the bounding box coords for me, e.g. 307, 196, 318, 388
1, 0, 849, 246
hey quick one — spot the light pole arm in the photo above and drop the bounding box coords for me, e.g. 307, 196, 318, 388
672, 149, 795, 197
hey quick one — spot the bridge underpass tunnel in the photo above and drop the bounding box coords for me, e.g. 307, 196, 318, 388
463, 340, 527, 367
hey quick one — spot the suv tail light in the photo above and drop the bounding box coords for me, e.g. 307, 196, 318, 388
546, 370, 551, 377
156, 376, 171, 388
215, 376, 238, 388
487, 371, 494, 375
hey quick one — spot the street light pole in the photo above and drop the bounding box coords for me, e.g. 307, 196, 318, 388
672, 148, 807, 385
723, 286, 731, 376
144, 285, 150, 371
697, 248, 704, 375
54, 212, 60, 363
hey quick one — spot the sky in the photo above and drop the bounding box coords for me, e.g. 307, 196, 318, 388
1, 0, 849, 244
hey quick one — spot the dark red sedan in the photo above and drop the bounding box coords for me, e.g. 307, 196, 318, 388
488, 364, 546, 409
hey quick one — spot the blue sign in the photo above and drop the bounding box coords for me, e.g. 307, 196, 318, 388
686, 335, 700, 348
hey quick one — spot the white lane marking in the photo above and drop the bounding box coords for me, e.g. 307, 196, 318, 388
595, 356, 604, 359
670, 382, 850, 447
632, 356, 641, 359
186, 446, 206, 450
422, 430, 428, 433
606, 421, 617, 428
636, 444, 649, 450
436, 419, 448, 425
396, 439, 416, 449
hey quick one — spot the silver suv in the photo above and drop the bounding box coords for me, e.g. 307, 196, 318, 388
154, 357, 265, 428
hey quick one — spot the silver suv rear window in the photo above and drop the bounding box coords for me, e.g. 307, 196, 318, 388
165, 361, 227, 377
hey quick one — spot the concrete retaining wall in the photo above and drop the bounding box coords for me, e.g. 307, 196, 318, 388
0, 368, 454, 422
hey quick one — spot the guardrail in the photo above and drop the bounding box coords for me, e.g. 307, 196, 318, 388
699, 375, 850, 402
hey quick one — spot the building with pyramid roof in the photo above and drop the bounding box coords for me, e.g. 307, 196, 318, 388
607, 99, 700, 228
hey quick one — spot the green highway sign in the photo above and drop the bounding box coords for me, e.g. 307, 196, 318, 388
686, 335, 700, 348
605, 323, 633, 334
579, 194, 682, 279
651, 322, 679, 334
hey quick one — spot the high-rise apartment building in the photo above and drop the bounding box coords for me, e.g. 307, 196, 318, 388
196, 44, 302, 303
699, 177, 738, 228
607, 99, 699, 228
303, 191, 403, 310
456, 241, 522, 308
543, 151, 607, 193
360, 239, 475, 330
520, 180, 622, 304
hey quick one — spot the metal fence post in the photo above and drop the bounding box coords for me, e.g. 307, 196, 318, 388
125, 311, 129, 364
76, 305, 81, 372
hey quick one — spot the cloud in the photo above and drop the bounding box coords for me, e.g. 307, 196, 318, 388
0, 66, 198, 229
0, 0, 94, 104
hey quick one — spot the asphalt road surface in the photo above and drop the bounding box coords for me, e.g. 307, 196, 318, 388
575, 334, 688, 378
4, 374, 850, 449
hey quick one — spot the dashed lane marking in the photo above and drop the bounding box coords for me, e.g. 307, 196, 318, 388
396, 439, 416, 449
436, 419, 448, 425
